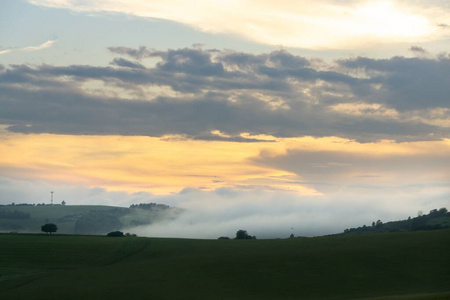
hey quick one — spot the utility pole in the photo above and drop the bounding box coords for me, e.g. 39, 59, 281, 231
51, 191, 54, 205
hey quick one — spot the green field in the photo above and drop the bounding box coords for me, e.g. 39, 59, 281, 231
1, 230, 449, 299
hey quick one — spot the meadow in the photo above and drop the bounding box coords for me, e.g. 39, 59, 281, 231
1, 230, 449, 299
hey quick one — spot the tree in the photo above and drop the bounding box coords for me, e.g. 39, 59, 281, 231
235, 229, 256, 239
106, 231, 124, 237
41, 223, 58, 234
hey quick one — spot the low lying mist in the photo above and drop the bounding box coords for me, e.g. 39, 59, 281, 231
1, 178, 448, 239
126, 185, 449, 239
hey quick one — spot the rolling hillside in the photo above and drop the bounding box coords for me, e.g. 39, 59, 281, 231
1, 230, 449, 299
0, 204, 180, 235
343, 207, 450, 235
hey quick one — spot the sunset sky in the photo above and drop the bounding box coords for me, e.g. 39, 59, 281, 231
1, 0, 449, 238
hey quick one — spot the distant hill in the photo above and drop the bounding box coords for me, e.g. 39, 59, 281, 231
343, 207, 449, 235
0, 203, 181, 235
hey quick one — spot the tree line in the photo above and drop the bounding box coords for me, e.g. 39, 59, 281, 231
218, 230, 257, 240
129, 203, 171, 210
1, 202, 66, 206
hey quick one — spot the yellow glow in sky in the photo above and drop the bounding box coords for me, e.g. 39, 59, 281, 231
0, 131, 304, 194
1, 129, 448, 195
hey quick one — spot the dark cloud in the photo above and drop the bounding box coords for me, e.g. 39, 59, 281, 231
111, 58, 145, 69
0, 47, 448, 141
252, 148, 450, 194
108, 46, 152, 60
409, 46, 428, 55
219, 50, 310, 71
255, 149, 450, 180
153, 48, 225, 76
192, 132, 275, 143
338, 55, 450, 110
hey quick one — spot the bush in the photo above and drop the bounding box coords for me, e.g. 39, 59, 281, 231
106, 231, 124, 237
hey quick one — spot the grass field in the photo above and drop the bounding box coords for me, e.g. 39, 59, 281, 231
1, 230, 449, 299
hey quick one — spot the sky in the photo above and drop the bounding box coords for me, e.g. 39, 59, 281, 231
0, 0, 449, 238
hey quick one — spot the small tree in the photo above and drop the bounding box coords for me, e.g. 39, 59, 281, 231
41, 223, 58, 234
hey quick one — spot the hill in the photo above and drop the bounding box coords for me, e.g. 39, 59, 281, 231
1, 230, 449, 299
343, 207, 450, 235
0, 203, 180, 235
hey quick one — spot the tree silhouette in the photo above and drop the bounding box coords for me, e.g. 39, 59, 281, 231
41, 223, 58, 234
106, 231, 124, 237
235, 229, 256, 239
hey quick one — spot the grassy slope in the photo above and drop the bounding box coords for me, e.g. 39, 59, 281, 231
1, 230, 449, 300
343, 211, 450, 235
0, 205, 169, 234
0, 205, 118, 233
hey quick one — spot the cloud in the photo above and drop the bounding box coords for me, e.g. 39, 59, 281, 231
409, 45, 428, 55
337, 55, 450, 111
1, 47, 449, 142
108, 46, 152, 60
22, 39, 56, 51
26, 1, 450, 49
110, 58, 145, 69
252, 139, 450, 194
0, 40, 56, 55
0, 49, 12, 55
